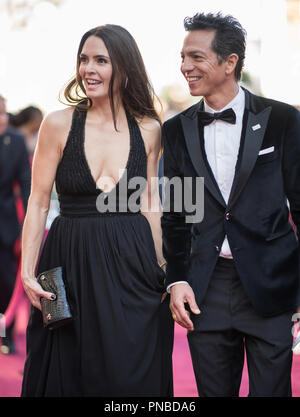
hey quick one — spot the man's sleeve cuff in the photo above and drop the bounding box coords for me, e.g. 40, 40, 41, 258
166, 281, 190, 293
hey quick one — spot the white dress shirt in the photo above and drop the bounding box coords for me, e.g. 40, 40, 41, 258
167, 86, 245, 292
204, 86, 245, 256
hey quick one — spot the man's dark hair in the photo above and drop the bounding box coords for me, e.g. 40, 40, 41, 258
184, 12, 247, 81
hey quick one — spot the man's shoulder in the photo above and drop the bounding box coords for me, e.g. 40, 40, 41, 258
247, 89, 299, 117
162, 102, 199, 130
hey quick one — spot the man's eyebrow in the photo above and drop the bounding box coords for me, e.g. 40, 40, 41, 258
181, 49, 207, 56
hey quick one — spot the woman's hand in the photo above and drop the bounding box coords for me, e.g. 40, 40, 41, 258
161, 292, 168, 303
22, 276, 56, 311
158, 260, 166, 272
159, 261, 167, 303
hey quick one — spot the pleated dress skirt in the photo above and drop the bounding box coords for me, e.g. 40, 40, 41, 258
22, 211, 173, 397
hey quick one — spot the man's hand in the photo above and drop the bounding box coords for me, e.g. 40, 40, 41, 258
170, 283, 201, 331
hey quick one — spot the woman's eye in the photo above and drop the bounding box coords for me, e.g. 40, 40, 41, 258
97, 58, 106, 64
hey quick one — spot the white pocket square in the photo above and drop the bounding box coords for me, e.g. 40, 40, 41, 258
258, 146, 274, 156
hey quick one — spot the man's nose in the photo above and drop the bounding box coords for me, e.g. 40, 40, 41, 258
181, 58, 194, 74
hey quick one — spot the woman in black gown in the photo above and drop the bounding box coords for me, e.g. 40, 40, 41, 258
21, 25, 173, 397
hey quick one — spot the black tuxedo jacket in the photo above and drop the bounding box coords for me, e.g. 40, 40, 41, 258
161, 88, 300, 317
0, 128, 31, 248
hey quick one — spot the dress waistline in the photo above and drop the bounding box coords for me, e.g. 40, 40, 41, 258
58, 194, 141, 218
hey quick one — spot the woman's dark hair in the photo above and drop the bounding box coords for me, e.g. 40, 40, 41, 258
9, 106, 43, 127
61, 24, 161, 129
184, 12, 247, 81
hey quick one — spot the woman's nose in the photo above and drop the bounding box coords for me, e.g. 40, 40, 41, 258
86, 61, 96, 73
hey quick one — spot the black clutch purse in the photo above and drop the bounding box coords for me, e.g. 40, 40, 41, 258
37, 266, 74, 330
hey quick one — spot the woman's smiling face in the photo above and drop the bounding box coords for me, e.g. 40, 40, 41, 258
78, 35, 114, 101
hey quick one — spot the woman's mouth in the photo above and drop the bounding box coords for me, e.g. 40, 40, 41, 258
85, 79, 102, 89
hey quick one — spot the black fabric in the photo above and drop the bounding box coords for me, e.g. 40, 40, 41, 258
188, 258, 293, 397
0, 129, 31, 247
0, 129, 29, 348
21, 108, 174, 397
197, 107, 236, 126
161, 87, 300, 317
0, 244, 17, 315
0, 244, 17, 349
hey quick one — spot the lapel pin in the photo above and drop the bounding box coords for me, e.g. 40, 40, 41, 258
252, 124, 261, 131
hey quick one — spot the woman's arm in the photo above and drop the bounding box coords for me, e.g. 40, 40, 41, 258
21, 110, 70, 310
139, 118, 165, 268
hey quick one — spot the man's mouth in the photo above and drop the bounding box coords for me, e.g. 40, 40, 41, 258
186, 76, 201, 83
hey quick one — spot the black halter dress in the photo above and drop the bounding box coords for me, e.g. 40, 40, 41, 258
21, 108, 174, 397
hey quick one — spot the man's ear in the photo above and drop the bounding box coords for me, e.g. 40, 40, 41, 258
225, 53, 239, 76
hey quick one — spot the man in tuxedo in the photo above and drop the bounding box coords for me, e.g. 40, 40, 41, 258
0, 95, 31, 354
161, 12, 300, 396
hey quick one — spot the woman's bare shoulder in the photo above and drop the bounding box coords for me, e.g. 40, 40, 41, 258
43, 107, 74, 130
138, 116, 161, 133
138, 117, 161, 153
41, 107, 74, 142
37, 107, 75, 153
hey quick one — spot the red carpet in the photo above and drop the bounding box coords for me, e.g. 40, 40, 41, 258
1, 298, 300, 397
173, 324, 300, 397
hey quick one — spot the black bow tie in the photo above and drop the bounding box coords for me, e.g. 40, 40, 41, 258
198, 108, 236, 126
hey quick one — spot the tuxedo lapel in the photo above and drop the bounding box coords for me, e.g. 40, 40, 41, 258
228, 93, 272, 210
180, 102, 226, 208
179, 90, 272, 211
